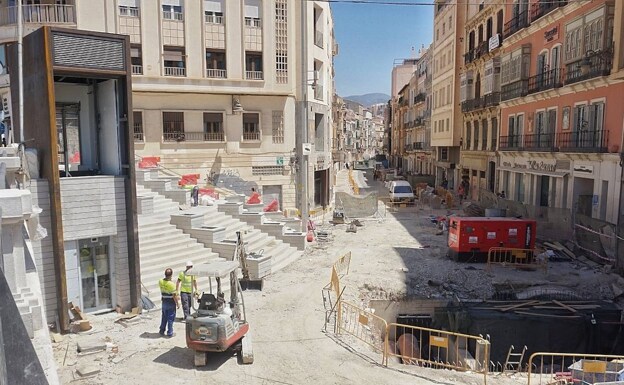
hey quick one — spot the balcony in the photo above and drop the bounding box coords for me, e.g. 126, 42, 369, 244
163, 132, 186, 142
474, 41, 489, 60
413, 92, 426, 104
414, 142, 424, 150
164, 66, 186, 77
243, 131, 261, 141
0, 4, 76, 26
182, 132, 225, 142
163, 11, 183, 21
464, 50, 476, 65
314, 84, 324, 100
499, 135, 524, 150
206, 68, 227, 79
556, 129, 608, 153
314, 30, 324, 48
246, 70, 263, 80
503, 10, 529, 38
205, 14, 223, 24
244, 17, 261, 27
461, 97, 484, 113
527, 68, 562, 94
530, 0, 567, 23
484, 92, 500, 107
131, 65, 143, 75
405, 143, 413, 152
133, 124, 143, 142
524, 133, 556, 151
565, 49, 613, 85
501, 79, 528, 101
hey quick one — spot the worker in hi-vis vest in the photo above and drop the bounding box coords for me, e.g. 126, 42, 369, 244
159, 268, 179, 337
176, 261, 198, 321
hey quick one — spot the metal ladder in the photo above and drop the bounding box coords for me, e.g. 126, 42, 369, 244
503, 345, 527, 373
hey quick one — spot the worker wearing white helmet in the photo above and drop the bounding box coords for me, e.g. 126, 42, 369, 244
176, 261, 198, 321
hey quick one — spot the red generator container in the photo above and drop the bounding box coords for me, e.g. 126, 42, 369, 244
447, 217, 537, 262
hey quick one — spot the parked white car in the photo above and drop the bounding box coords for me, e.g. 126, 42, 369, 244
389, 181, 415, 202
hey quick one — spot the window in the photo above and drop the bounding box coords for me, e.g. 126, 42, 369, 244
206, 49, 226, 78
244, 0, 262, 27
56, 103, 81, 173
119, 0, 139, 17
442, 22, 446, 35
436, 29, 439, 41
162, 111, 184, 141
163, 47, 186, 76
162, 3, 183, 21
203, 113, 224, 141
133, 111, 143, 141
588, 101, 604, 132
130, 45, 142, 74
275, 0, 288, 83
446, 84, 451, 105
272, 111, 284, 144
573, 104, 587, 132
246, 52, 263, 79
243, 113, 260, 141
465, 122, 472, 149
446, 118, 450, 132
482, 119, 488, 150
204, 0, 224, 24
473, 120, 479, 149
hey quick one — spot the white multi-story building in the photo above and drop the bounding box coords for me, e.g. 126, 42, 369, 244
0, 0, 335, 210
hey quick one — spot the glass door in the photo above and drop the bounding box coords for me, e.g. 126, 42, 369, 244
78, 238, 112, 312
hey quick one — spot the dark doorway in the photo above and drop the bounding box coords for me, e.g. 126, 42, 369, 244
539, 176, 549, 207
488, 161, 496, 192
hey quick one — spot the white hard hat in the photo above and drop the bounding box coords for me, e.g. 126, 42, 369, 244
186, 261, 193, 267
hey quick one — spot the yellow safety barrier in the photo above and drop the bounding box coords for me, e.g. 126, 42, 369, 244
385, 323, 490, 383
348, 170, 360, 195
337, 301, 388, 364
487, 247, 546, 272
333, 251, 352, 278
527, 352, 624, 385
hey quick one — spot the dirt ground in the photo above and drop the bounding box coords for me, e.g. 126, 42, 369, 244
52, 170, 622, 385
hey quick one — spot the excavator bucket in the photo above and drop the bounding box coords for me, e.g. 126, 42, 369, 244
239, 278, 263, 291
235, 231, 264, 291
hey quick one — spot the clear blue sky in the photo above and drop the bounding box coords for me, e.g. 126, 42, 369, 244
331, 2, 434, 97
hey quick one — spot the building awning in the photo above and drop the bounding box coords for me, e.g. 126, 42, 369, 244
497, 167, 569, 177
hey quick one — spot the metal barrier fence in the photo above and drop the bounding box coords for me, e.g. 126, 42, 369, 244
386, 323, 490, 383
333, 252, 352, 278
337, 301, 388, 364
487, 247, 546, 272
527, 352, 624, 385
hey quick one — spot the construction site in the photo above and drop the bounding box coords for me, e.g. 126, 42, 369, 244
34, 167, 622, 385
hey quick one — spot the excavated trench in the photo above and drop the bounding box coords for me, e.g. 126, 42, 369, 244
369, 287, 624, 368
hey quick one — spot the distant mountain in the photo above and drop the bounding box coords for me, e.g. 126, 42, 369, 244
344, 93, 390, 107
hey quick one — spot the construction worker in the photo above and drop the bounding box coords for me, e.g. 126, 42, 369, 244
176, 261, 198, 321
159, 268, 179, 337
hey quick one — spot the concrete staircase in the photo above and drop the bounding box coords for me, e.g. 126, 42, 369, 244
135, 166, 305, 302
136, 168, 223, 306
12, 287, 43, 338
170, 204, 304, 277
137, 215, 223, 306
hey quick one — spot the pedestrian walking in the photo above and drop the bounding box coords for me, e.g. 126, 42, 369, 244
159, 268, 179, 337
176, 261, 198, 321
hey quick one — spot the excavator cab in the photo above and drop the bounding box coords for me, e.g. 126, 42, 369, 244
185, 260, 253, 366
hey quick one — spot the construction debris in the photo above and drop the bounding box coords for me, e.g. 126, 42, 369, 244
462, 202, 485, 217
77, 338, 107, 354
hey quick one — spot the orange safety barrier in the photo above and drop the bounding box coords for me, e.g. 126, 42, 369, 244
198, 188, 219, 200
178, 173, 200, 186
527, 352, 624, 385
138, 156, 160, 169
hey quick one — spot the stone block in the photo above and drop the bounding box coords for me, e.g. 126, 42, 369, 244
170, 212, 204, 230
136, 195, 154, 215
77, 338, 106, 354
76, 365, 100, 377
243, 203, 263, 213
0, 189, 33, 219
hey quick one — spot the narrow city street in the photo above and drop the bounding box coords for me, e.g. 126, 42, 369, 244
52, 170, 618, 385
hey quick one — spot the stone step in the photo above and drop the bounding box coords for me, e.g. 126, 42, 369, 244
139, 228, 189, 244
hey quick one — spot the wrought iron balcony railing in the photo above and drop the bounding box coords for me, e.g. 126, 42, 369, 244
503, 10, 529, 38
527, 68, 563, 94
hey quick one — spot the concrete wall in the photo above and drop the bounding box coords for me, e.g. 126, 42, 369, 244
59, 176, 131, 311
28, 181, 57, 324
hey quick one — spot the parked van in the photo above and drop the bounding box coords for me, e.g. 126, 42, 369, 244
389, 181, 415, 202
